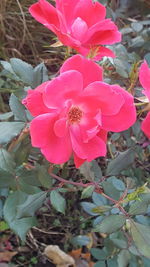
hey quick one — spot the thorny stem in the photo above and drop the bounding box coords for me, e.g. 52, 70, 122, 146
49, 172, 129, 217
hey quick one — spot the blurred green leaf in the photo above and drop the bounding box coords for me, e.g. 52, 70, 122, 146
91, 248, 108, 260
81, 185, 95, 199
131, 22, 143, 32
81, 202, 99, 216
92, 205, 111, 214
94, 215, 126, 234
102, 179, 120, 200
117, 250, 131, 267
130, 221, 150, 259
16, 191, 47, 218
10, 58, 34, 86
129, 193, 150, 215
109, 177, 125, 191
4, 191, 37, 240
92, 192, 107, 205
0, 122, 25, 144
0, 169, 16, 188
50, 190, 66, 214
94, 261, 105, 267
80, 162, 95, 181
33, 62, 48, 88
91, 160, 103, 181
37, 165, 52, 188
0, 148, 16, 174
0, 112, 13, 120
0, 220, 9, 231
71, 235, 91, 247
106, 148, 135, 176
9, 93, 27, 122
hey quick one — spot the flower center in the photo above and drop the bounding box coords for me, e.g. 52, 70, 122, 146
68, 106, 82, 124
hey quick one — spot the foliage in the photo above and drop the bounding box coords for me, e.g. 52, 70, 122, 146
0, 1, 150, 267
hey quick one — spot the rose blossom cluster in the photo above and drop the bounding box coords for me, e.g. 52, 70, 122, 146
23, 0, 149, 168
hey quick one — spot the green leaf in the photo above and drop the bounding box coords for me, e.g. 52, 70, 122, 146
33, 62, 48, 88
16, 191, 47, 218
131, 22, 143, 32
10, 217, 37, 241
0, 148, 16, 174
80, 162, 95, 180
92, 205, 111, 214
10, 58, 34, 86
9, 93, 27, 121
3, 191, 37, 240
94, 261, 106, 267
91, 248, 108, 260
81, 185, 95, 199
94, 215, 126, 234
102, 179, 120, 200
71, 235, 91, 247
50, 190, 66, 214
18, 181, 41, 195
106, 148, 135, 176
37, 165, 52, 188
0, 122, 25, 144
0, 221, 9, 231
110, 177, 125, 191
0, 169, 16, 188
117, 250, 131, 267
111, 238, 127, 249
129, 193, 150, 215
92, 192, 107, 205
0, 60, 16, 75
17, 167, 42, 187
91, 160, 103, 181
0, 112, 13, 120
130, 221, 150, 259
81, 202, 98, 216
80, 160, 102, 181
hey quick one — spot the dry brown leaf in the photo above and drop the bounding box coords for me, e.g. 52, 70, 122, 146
135, 96, 149, 103
50, 41, 63, 47
0, 251, 17, 262
44, 245, 75, 267
69, 249, 94, 267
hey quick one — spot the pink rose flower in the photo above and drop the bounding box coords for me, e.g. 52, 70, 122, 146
29, 0, 121, 59
23, 55, 136, 167
139, 61, 150, 139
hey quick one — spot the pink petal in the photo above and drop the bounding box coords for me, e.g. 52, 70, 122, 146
29, 0, 60, 32
71, 17, 88, 42
101, 85, 136, 132
93, 46, 116, 60
60, 55, 103, 88
139, 61, 150, 100
74, 1, 106, 27
97, 129, 108, 143
41, 133, 72, 164
56, 0, 79, 26
70, 125, 106, 161
83, 82, 124, 116
54, 118, 68, 137
30, 113, 57, 148
79, 110, 101, 142
84, 19, 121, 45
43, 70, 83, 109
73, 152, 86, 168
22, 82, 51, 116
30, 113, 72, 164
141, 112, 150, 139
